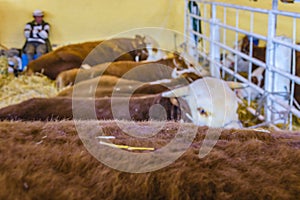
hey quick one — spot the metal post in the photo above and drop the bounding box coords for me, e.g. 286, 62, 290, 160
209, 3, 221, 78
264, 0, 278, 123
272, 36, 292, 125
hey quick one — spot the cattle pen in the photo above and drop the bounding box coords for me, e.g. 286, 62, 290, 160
1, 0, 300, 199
184, 0, 300, 130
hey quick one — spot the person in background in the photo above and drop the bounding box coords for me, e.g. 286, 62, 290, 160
188, 1, 202, 48
23, 9, 52, 63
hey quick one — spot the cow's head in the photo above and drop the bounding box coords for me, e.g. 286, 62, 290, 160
221, 52, 250, 73
171, 52, 209, 81
220, 38, 253, 73
131, 35, 149, 61
162, 77, 241, 128
172, 52, 195, 70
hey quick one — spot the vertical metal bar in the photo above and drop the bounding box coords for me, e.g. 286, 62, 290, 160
233, 9, 239, 82
209, 2, 220, 78
273, 36, 292, 126
264, 0, 278, 123
248, 12, 255, 105
203, 3, 207, 53
289, 18, 297, 130
221, 7, 227, 79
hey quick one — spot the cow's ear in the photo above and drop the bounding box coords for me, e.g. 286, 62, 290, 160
135, 34, 142, 40
162, 86, 190, 97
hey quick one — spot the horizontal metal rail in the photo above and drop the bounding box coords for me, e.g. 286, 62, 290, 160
189, 13, 268, 42
198, 1, 269, 14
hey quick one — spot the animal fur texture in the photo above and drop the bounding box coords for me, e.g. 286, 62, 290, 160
0, 120, 299, 199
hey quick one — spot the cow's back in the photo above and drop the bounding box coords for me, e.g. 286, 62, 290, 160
26, 41, 102, 79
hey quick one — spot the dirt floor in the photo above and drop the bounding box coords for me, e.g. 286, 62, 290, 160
0, 120, 300, 199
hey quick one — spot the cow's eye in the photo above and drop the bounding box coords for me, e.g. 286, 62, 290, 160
197, 107, 208, 117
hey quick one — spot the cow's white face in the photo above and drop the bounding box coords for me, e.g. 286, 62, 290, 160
221, 40, 250, 73
222, 53, 250, 73
162, 77, 240, 128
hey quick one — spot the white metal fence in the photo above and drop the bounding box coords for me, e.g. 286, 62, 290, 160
184, 0, 300, 130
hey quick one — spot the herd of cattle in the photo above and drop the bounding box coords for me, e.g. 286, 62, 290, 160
0, 35, 241, 128
1, 34, 299, 128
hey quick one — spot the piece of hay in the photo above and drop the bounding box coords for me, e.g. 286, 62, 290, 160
0, 74, 58, 109
0, 56, 8, 76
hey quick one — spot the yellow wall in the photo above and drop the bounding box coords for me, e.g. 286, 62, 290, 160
1, 0, 300, 49
0, 0, 176, 48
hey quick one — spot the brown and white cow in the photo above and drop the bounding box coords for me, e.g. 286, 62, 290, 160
26, 35, 149, 80
57, 74, 194, 98
0, 95, 180, 121
55, 54, 198, 89
26, 41, 102, 79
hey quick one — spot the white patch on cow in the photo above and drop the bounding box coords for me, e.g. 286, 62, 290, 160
145, 48, 168, 62
81, 64, 91, 70
235, 67, 265, 100
176, 51, 209, 76
171, 66, 209, 80
171, 68, 177, 79
145, 45, 167, 62
252, 67, 265, 86
149, 79, 172, 85
221, 40, 250, 73
175, 67, 202, 77
114, 87, 121, 91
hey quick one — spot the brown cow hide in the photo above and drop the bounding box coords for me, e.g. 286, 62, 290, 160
0, 120, 300, 199
26, 41, 102, 79
26, 35, 148, 80
0, 95, 181, 121
57, 75, 189, 98
83, 35, 148, 66
56, 56, 193, 89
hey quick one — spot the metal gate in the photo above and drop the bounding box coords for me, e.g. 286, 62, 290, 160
183, 0, 300, 130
